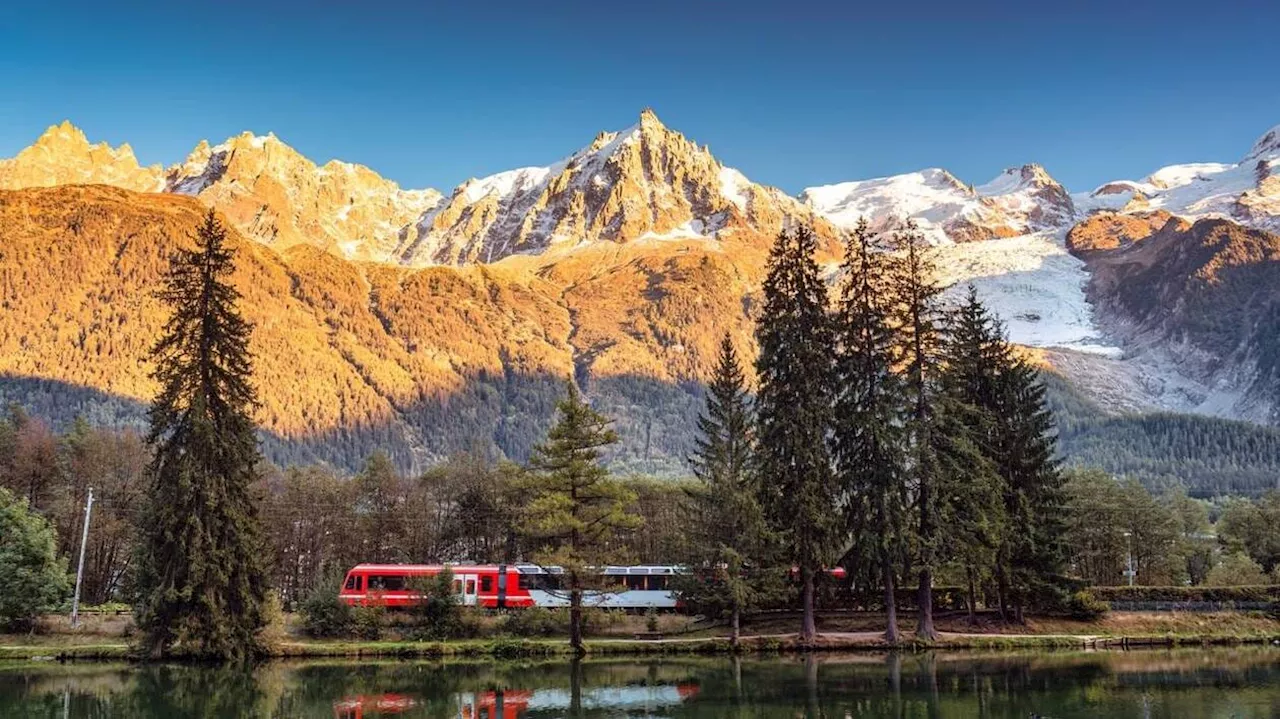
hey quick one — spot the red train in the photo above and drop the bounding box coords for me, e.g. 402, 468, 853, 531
339, 562, 847, 612
339, 563, 681, 610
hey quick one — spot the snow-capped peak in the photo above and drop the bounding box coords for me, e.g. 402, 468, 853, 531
1245, 124, 1280, 161
1079, 122, 1280, 232
400, 108, 825, 265
802, 163, 1075, 244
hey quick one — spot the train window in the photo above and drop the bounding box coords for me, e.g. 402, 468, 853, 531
625, 575, 646, 591
466, 580, 476, 594
454, 580, 463, 593
480, 576, 493, 593
650, 576, 668, 590
344, 575, 356, 590
518, 575, 530, 591
369, 575, 406, 591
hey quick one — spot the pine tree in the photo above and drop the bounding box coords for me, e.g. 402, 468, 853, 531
134, 209, 270, 660
678, 334, 779, 646
754, 225, 840, 643
832, 219, 909, 642
519, 381, 642, 653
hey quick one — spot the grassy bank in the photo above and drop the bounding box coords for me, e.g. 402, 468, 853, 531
3, 610, 1277, 662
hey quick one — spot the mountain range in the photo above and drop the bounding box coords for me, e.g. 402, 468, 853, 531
1, 110, 1277, 478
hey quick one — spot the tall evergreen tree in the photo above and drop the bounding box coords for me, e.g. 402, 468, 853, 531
134, 209, 270, 660
832, 219, 909, 642
944, 286, 1063, 620
678, 334, 779, 646
519, 381, 642, 653
887, 221, 993, 641
755, 225, 840, 643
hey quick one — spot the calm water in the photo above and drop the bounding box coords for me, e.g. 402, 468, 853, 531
2, 649, 1279, 718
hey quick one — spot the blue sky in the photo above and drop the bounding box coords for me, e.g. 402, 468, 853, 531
1, 1, 1276, 194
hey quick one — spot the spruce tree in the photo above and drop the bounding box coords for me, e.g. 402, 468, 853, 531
678, 334, 779, 646
832, 219, 908, 642
949, 289, 1065, 620
519, 381, 642, 653
134, 209, 270, 660
887, 221, 993, 641
939, 287, 1010, 619
754, 225, 840, 643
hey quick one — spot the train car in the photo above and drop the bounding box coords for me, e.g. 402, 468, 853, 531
338, 563, 681, 611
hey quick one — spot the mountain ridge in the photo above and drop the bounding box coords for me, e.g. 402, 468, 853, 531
2, 113, 1280, 476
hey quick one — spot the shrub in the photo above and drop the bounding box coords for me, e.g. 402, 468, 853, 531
1064, 590, 1109, 620
258, 593, 288, 649
500, 607, 563, 637
1090, 585, 1279, 603
0, 487, 70, 630
351, 605, 384, 640
408, 569, 473, 640
298, 583, 354, 638
1204, 553, 1269, 587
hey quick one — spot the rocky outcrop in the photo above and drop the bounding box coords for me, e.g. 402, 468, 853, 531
1065, 210, 1182, 255
1076, 216, 1280, 422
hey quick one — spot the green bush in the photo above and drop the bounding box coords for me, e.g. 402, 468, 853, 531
351, 605, 384, 640
408, 569, 479, 640
1204, 553, 1269, 587
298, 583, 354, 638
0, 487, 71, 630
1064, 590, 1109, 620
500, 607, 563, 637
1090, 585, 1279, 603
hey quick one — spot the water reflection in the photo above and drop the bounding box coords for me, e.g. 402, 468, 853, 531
2, 649, 1279, 718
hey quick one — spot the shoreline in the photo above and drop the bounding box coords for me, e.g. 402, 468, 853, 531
4, 630, 1278, 663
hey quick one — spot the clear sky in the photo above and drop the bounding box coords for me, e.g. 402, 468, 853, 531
2, 0, 1277, 195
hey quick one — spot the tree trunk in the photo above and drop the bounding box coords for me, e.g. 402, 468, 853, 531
995, 563, 1009, 623
730, 606, 741, 649
965, 565, 977, 625
800, 565, 817, 643
882, 558, 900, 643
917, 567, 938, 642
1014, 597, 1024, 625
569, 587, 584, 654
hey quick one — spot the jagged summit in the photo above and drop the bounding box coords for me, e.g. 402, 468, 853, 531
0, 121, 163, 192
1245, 124, 1280, 161
396, 108, 832, 265
161, 129, 442, 262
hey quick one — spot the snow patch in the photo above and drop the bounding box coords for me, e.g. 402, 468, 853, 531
936, 230, 1120, 356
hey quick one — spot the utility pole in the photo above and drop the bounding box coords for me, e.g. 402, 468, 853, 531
1123, 529, 1136, 587
71, 487, 94, 629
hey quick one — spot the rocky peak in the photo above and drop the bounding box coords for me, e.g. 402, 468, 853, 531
1245, 124, 1280, 161
400, 109, 832, 265
164, 130, 441, 262
0, 121, 163, 192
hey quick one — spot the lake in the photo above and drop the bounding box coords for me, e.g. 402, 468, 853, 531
1, 648, 1278, 717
